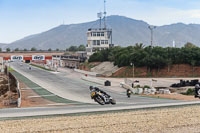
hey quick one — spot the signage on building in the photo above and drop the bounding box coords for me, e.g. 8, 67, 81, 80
32, 55, 45, 61
11, 55, 23, 61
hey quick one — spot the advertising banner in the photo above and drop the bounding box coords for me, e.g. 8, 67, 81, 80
32, 55, 45, 61
11, 55, 23, 61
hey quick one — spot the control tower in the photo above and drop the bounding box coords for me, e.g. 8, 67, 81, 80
86, 0, 113, 56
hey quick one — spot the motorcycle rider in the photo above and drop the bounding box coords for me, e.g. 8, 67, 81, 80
127, 89, 132, 98
194, 84, 200, 98
89, 86, 110, 98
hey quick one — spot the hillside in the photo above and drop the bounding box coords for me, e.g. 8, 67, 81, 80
0, 43, 7, 49
5, 15, 200, 49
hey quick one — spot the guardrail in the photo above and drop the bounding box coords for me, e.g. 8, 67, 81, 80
16, 79, 21, 108
81, 75, 105, 85
74, 69, 101, 77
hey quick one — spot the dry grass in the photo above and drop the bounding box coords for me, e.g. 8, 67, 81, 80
1, 105, 200, 133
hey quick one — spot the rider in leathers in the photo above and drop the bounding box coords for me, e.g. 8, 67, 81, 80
90, 86, 110, 99
194, 84, 200, 98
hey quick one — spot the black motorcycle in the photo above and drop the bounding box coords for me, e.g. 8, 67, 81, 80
127, 89, 132, 98
91, 90, 116, 105
194, 84, 200, 98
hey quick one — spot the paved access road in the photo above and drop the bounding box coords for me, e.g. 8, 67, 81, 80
1, 62, 197, 118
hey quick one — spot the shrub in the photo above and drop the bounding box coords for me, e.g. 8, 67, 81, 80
185, 88, 195, 95
144, 85, 150, 88
135, 85, 141, 88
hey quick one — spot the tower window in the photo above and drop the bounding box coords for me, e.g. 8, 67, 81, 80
93, 32, 97, 36
105, 40, 108, 44
97, 40, 100, 45
93, 40, 97, 45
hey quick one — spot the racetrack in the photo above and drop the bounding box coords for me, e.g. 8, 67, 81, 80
1, 105, 200, 133
10, 62, 183, 105
1, 62, 199, 118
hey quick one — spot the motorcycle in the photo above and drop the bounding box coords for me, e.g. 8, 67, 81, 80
91, 90, 116, 105
194, 84, 200, 98
127, 89, 132, 98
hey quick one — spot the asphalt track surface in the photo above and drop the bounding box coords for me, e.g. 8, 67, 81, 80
0, 62, 198, 118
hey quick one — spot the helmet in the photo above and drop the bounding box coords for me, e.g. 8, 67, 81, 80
195, 84, 199, 88
89, 86, 93, 90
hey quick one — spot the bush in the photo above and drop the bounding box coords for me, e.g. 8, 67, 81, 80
135, 85, 141, 88
183, 88, 195, 95
144, 85, 150, 88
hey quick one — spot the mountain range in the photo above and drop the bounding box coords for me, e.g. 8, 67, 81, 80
4, 15, 200, 50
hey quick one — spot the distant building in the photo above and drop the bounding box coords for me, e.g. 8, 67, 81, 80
86, 28, 112, 56
52, 51, 87, 69
86, 0, 113, 56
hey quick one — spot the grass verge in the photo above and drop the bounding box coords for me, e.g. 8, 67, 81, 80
30, 64, 54, 72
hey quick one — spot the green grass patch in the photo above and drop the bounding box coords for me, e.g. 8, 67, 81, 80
30, 64, 53, 72
8, 67, 14, 72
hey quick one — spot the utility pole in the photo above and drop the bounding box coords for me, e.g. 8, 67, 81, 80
148, 26, 156, 47
98, 12, 102, 29
103, 0, 107, 29
130, 63, 134, 78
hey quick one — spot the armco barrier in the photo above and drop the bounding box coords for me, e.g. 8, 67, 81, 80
74, 69, 100, 77
81, 75, 106, 85
17, 80, 21, 108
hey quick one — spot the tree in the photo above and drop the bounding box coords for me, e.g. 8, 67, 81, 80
56, 48, 59, 51
0, 48, 2, 52
88, 52, 103, 62
14, 48, 19, 51
134, 43, 145, 50
24, 48, 27, 51
69, 46, 78, 52
78, 45, 86, 51
6, 48, 10, 52
108, 46, 122, 62
48, 48, 52, 51
184, 42, 197, 48
31, 47, 36, 51
88, 45, 200, 71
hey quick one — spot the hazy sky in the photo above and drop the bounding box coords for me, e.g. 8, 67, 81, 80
1, 0, 200, 43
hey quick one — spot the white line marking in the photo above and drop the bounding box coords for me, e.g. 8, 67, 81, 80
28, 94, 55, 98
